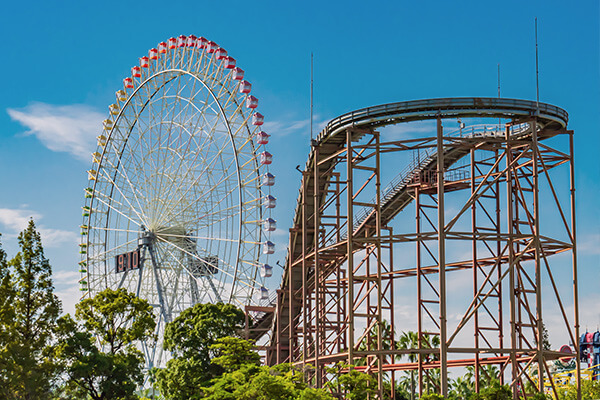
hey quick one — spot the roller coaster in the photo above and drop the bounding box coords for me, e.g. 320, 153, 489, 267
246, 97, 578, 399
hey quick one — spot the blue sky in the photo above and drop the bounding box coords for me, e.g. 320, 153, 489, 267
0, 0, 598, 343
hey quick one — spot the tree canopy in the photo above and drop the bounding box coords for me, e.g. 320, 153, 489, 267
0, 220, 62, 400
55, 288, 156, 400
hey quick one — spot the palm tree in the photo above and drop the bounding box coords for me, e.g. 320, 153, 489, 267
397, 331, 442, 397
450, 376, 474, 400
397, 331, 419, 400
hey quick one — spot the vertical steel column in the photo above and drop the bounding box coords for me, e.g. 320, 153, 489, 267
288, 235, 296, 363
415, 186, 423, 398
436, 116, 448, 396
470, 147, 480, 392
569, 131, 581, 400
301, 171, 308, 368
375, 131, 384, 397
346, 128, 355, 364
505, 124, 518, 399
532, 119, 544, 391
314, 145, 322, 386
495, 147, 504, 386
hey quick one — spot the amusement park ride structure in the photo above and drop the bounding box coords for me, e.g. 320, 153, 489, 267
254, 97, 578, 399
77, 34, 580, 399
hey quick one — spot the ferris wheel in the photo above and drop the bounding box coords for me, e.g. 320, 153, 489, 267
78, 35, 277, 367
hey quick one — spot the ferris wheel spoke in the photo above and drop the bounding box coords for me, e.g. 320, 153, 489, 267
157, 242, 222, 304
89, 237, 139, 262
157, 156, 239, 226
96, 168, 148, 226
153, 145, 237, 228
155, 236, 238, 286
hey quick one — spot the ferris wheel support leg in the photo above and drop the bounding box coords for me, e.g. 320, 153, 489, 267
202, 275, 223, 303
136, 245, 147, 298
148, 243, 171, 324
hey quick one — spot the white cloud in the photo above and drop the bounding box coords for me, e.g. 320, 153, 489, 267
262, 114, 329, 137
0, 207, 78, 248
578, 232, 600, 256
53, 270, 81, 284
7, 102, 104, 161
55, 283, 81, 316
0, 208, 41, 232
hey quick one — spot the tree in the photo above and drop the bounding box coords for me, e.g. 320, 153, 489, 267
0, 220, 62, 400
55, 288, 156, 400
469, 381, 511, 400
210, 337, 261, 373
155, 302, 245, 399
449, 376, 474, 400
397, 331, 441, 398
0, 234, 16, 398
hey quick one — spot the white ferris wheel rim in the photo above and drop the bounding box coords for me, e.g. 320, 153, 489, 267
79, 37, 274, 330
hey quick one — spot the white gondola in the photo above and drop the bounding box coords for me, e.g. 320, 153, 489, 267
206, 41, 218, 53
263, 218, 276, 232
131, 66, 141, 78
215, 48, 228, 60
140, 56, 149, 68
246, 95, 258, 109
239, 80, 252, 94
263, 195, 276, 208
116, 90, 127, 102
260, 264, 273, 278
260, 286, 269, 300
224, 56, 236, 69
123, 77, 134, 89
177, 35, 187, 47
252, 112, 264, 126
255, 131, 269, 145
263, 241, 275, 254
262, 173, 275, 186
260, 151, 272, 165
168, 37, 177, 49
149, 48, 159, 60
158, 41, 168, 53
196, 37, 207, 49
97, 135, 107, 147
232, 67, 244, 80
186, 34, 197, 47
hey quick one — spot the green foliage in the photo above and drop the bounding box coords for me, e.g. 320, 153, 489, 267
557, 380, 600, 400
469, 381, 511, 400
296, 387, 336, 400
55, 288, 156, 400
155, 303, 245, 399
336, 369, 377, 399
529, 392, 549, 400
163, 302, 245, 360
210, 337, 261, 373
449, 375, 474, 400
203, 363, 334, 400
421, 393, 447, 400
324, 363, 377, 400
0, 221, 62, 400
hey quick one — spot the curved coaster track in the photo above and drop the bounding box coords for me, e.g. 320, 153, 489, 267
249, 97, 577, 398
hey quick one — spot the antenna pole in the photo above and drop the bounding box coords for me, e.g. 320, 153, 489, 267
310, 52, 314, 141
497, 63, 501, 128
497, 63, 501, 98
535, 17, 540, 114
